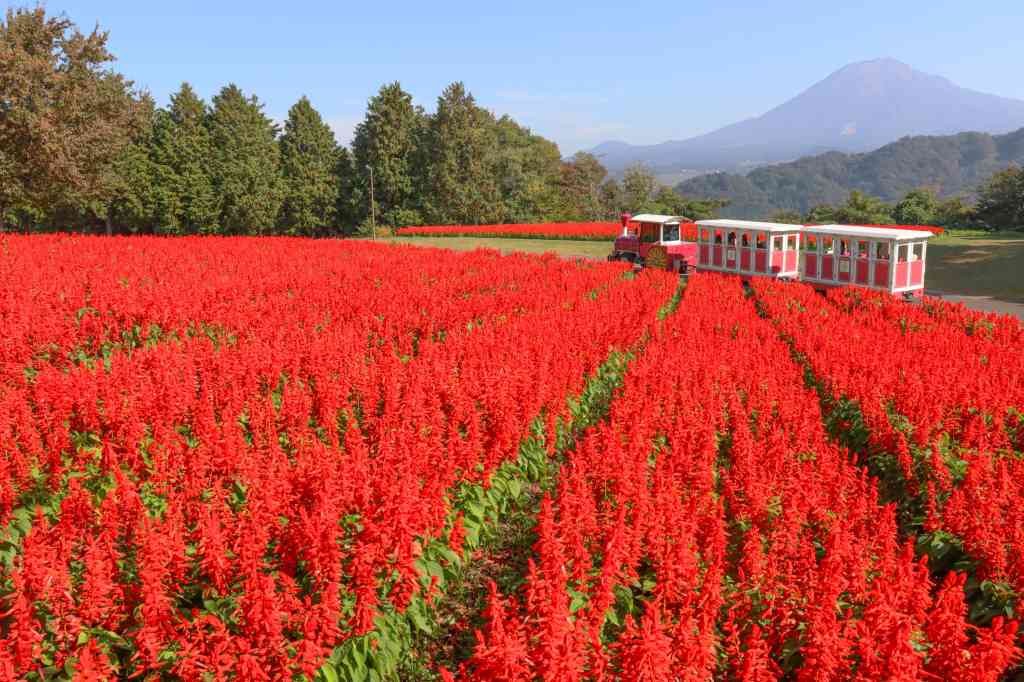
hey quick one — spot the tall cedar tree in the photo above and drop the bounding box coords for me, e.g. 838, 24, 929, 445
0, 7, 145, 231
334, 147, 357, 234
278, 97, 340, 236
208, 84, 283, 234
423, 82, 503, 225
351, 82, 425, 230
106, 94, 159, 232
150, 83, 220, 234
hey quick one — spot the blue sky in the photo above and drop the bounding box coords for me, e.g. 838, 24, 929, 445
54, 0, 1024, 153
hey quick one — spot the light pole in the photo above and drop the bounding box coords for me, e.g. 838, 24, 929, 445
590, 152, 607, 221
366, 164, 376, 240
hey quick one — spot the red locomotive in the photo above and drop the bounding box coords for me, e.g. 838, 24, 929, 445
608, 213, 698, 273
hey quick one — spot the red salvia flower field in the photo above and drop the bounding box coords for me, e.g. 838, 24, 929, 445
0, 235, 1021, 680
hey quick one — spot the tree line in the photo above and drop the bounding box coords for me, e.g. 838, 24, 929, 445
766, 169, 1024, 231
1, 7, 726, 236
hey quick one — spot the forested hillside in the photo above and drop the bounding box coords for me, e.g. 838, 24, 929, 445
678, 128, 1024, 218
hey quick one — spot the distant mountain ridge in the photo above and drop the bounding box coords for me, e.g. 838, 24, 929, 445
591, 58, 1024, 174
675, 127, 1024, 219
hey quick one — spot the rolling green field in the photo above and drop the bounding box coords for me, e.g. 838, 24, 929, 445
390, 231, 1024, 303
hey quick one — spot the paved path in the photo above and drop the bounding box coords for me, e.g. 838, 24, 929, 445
928, 292, 1024, 321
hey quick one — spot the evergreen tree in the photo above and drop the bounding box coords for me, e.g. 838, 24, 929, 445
169, 84, 220, 232
278, 96, 340, 236
149, 110, 185, 233
334, 147, 358, 234
351, 82, 425, 230
150, 83, 220, 233
107, 96, 159, 233
208, 84, 283, 234
423, 82, 502, 225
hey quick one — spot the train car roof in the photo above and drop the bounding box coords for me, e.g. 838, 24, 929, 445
696, 219, 803, 232
806, 224, 935, 240
630, 213, 689, 224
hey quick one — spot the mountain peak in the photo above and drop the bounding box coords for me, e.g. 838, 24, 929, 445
589, 140, 632, 152
817, 57, 953, 92
589, 60, 1024, 174
837, 57, 913, 73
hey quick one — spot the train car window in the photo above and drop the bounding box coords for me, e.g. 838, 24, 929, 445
772, 236, 783, 251
662, 223, 680, 242
640, 224, 658, 243
741, 232, 751, 247
876, 242, 890, 260
857, 240, 869, 258
714, 230, 723, 244
911, 242, 924, 261
839, 239, 850, 256
822, 237, 834, 254
803, 235, 818, 251
727, 231, 737, 245
897, 244, 908, 263
699, 228, 709, 242
787, 234, 797, 251
756, 232, 767, 250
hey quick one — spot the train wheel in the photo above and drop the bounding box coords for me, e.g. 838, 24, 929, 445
645, 245, 668, 270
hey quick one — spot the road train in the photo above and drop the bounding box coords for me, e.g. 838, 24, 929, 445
610, 213, 934, 297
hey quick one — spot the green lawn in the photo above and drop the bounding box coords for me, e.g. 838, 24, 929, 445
387, 235, 613, 260
388, 231, 1024, 302
926, 231, 1024, 302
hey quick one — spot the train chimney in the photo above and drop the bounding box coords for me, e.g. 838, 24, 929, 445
620, 213, 632, 236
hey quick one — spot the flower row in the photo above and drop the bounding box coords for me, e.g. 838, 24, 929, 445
754, 280, 1024, 598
